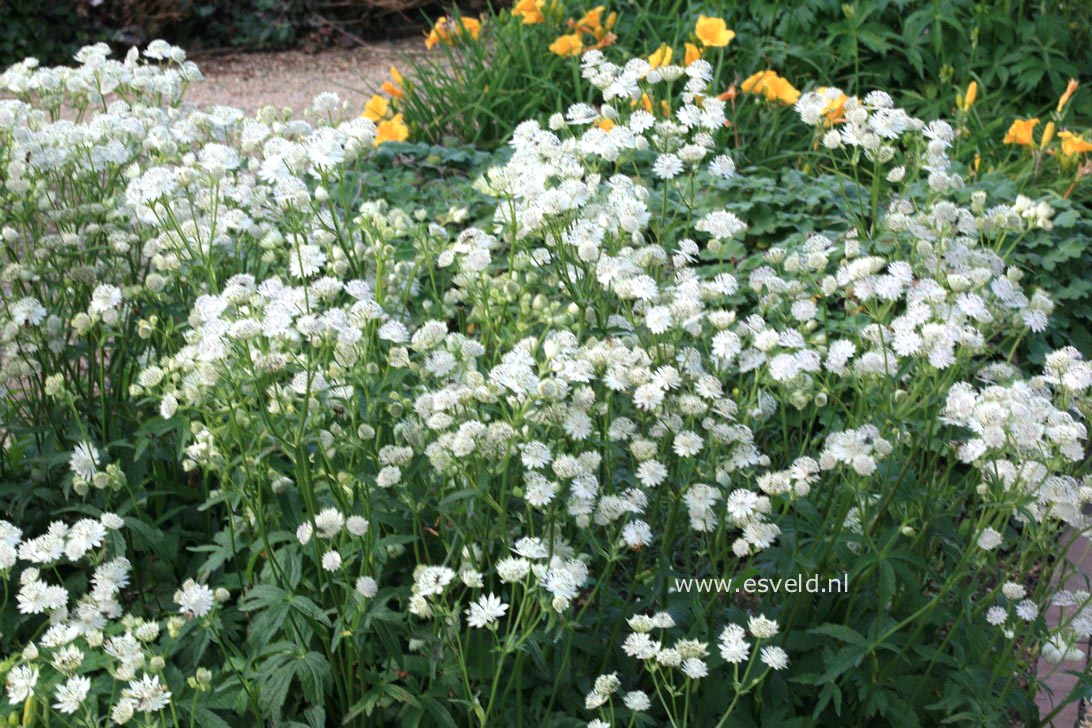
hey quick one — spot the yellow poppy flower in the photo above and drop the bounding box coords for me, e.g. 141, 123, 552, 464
512, 0, 545, 24
695, 16, 735, 47
549, 32, 584, 57
648, 44, 673, 70
1003, 118, 1039, 147
362, 95, 389, 122
375, 114, 409, 145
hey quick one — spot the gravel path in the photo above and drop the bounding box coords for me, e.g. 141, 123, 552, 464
186, 39, 423, 115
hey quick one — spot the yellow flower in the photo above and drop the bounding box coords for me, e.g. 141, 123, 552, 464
512, 0, 545, 24
1059, 130, 1092, 157
640, 92, 653, 113
684, 42, 702, 66
959, 80, 977, 112
381, 67, 405, 100
1057, 78, 1079, 113
648, 44, 673, 70
695, 15, 735, 47
594, 117, 615, 131
1003, 118, 1039, 147
1040, 121, 1055, 149
375, 114, 409, 145
549, 32, 584, 57
362, 95, 389, 122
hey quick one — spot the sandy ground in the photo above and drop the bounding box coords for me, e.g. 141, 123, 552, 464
186, 38, 423, 115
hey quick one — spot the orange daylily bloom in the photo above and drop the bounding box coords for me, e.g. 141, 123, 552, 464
1003, 118, 1039, 147
695, 15, 735, 47
1040, 121, 1055, 149
574, 6, 605, 35
661, 100, 671, 117
362, 95, 389, 122
512, 0, 545, 24
549, 32, 585, 56
1059, 130, 1092, 156
594, 117, 615, 131
375, 113, 409, 145
959, 80, 977, 112
717, 84, 737, 102
648, 44, 673, 69
1057, 79, 1079, 113
425, 16, 482, 49
640, 92, 653, 113
390, 65, 404, 86
684, 43, 702, 66
742, 70, 799, 105
819, 88, 849, 125
381, 81, 404, 99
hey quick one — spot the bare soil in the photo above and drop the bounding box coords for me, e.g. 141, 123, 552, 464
186, 38, 424, 115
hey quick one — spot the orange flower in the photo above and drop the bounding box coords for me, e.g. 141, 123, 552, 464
640, 92, 653, 113
1003, 118, 1039, 147
818, 88, 849, 125
512, 0, 545, 24
742, 70, 799, 105
375, 114, 409, 145
1059, 130, 1092, 157
959, 80, 977, 112
661, 100, 671, 117
594, 117, 615, 131
684, 42, 702, 66
549, 32, 584, 56
648, 44, 672, 70
362, 95, 389, 122
695, 15, 735, 47
574, 6, 605, 35
382, 66, 405, 99
1040, 121, 1055, 149
1057, 79, 1079, 113
425, 16, 482, 49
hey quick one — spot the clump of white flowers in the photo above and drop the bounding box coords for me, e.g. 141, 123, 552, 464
0, 39, 1088, 727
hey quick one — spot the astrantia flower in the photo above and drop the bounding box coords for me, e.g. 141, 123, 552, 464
69, 442, 100, 481
174, 579, 214, 618
6, 664, 38, 705
696, 209, 746, 240
465, 593, 508, 628
321, 550, 343, 572
52, 675, 90, 714
760, 645, 789, 670
122, 673, 171, 713
355, 576, 378, 598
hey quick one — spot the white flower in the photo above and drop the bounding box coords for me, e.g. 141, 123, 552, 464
52, 675, 90, 714
322, 550, 342, 572
6, 665, 38, 705
122, 673, 171, 713
465, 593, 508, 628
69, 442, 100, 481
760, 645, 789, 670
355, 576, 378, 598
174, 580, 214, 618
653, 153, 684, 179
977, 527, 1002, 551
